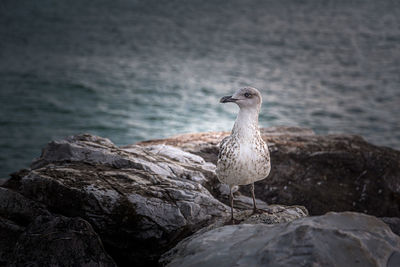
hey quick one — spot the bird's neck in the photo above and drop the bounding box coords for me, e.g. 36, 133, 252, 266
232, 107, 260, 140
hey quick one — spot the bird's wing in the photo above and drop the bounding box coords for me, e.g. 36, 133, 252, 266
218, 136, 230, 160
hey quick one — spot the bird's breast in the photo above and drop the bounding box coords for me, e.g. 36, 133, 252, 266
237, 140, 270, 174
216, 136, 271, 186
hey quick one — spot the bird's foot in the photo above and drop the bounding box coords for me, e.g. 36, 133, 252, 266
252, 207, 274, 215
224, 218, 241, 225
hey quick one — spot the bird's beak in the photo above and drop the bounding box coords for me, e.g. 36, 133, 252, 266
220, 95, 237, 103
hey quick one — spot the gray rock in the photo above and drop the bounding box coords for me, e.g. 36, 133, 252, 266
382, 217, 400, 236
215, 187, 308, 224
4, 134, 232, 266
4, 128, 399, 266
137, 126, 400, 217
0, 217, 24, 266
161, 212, 400, 267
239, 205, 308, 224
0, 187, 115, 266
0, 186, 50, 265
1, 133, 310, 266
12, 215, 116, 267
0, 186, 50, 224
188, 205, 309, 240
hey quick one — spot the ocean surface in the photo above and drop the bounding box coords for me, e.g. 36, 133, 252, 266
1, 0, 400, 178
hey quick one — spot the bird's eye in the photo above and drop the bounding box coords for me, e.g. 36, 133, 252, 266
244, 92, 251, 98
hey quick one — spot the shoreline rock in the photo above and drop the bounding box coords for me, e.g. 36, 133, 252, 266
1, 133, 307, 266
0, 128, 399, 266
0, 186, 116, 266
136, 126, 400, 218
3, 134, 230, 266
161, 212, 400, 267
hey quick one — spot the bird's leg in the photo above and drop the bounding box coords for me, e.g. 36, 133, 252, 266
224, 186, 240, 225
230, 186, 234, 222
251, 182, 273, 214
251, 182, 258, 213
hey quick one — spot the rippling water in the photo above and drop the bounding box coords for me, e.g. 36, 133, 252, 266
1, 0, 400, 178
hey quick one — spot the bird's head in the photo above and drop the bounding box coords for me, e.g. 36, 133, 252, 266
220, 87, 262, 109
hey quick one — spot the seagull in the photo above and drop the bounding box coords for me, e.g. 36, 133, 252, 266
216, 87, 271, 222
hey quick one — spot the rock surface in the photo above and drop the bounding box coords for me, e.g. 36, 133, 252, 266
1, 128, 399, 266
0, 187, 115, 266
1, 133, 306, 266
13, 215, 116, 267
161, 212, 400, 267
2, 134, 229, 266
382, 217, 400, 237
136, 126, 400, 217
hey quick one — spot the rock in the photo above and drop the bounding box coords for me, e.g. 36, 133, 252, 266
7, 128, 397, 266
215, 186, 308, 224
2, 133, 309, 266
0, 186, 50, 265
200, 204, 308, 234
2, 134, 231, 266
161, 212, 400, 267
136, 126, 400, 217
0, 186, 115, 266
0, 217, 24, 266
0, 184, 51, 224
13, 215, 116, 267
239, 205, 308, 224
382, 217, 400, 236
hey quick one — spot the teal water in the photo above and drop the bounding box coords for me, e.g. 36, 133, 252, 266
1, 0, 400, 178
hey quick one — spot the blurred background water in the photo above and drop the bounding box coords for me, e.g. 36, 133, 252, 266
1, 0, 400, 178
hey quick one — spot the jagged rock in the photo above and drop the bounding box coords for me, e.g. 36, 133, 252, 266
0, 185, 51, 224
2, 133, 310, 266
0, 217, 23, 266
0, 186, 50, 265
161, 212, 400, 267
7, 128, 397, 266
13, 215, 116, 267
136, 126, 400, 217
382, 217, 400, 237
0, 187, 115, 266
2, 134, 230, 266
239, 205, 308, 224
